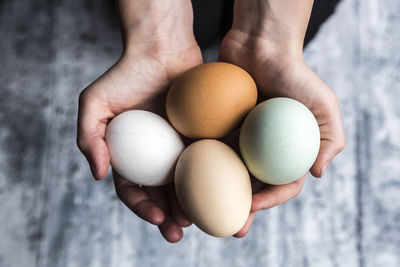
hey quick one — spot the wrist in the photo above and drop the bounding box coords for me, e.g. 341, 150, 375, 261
227, 0, 313, 60
116, 0, 196, 57
121, 35, 201, 80
221, 28, 304, 65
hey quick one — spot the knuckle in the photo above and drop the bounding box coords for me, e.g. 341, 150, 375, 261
336, 136, 346, 153
78, 88, 97, 110
76, 136, 87, 153
268, 193, 280, 209
115, 190, 123, 201
76, 137, 83, 150
78, 87, 104, 115
294, 184, 303, 197
291, 179, 304, 198
78, 88, 89, 104
327, 88, 339, 102
114, 185, 124, 201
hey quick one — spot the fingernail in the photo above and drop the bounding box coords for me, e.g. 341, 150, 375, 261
320, 164, 328, 177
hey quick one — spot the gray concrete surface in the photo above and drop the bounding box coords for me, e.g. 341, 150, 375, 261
0, 0, 399, 266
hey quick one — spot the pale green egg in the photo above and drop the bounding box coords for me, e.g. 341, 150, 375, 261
239, 97, 320, 185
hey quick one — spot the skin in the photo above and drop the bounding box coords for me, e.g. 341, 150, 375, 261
77, 0, 345, 242
219, 0, 346, 237
77, 0, 202, 243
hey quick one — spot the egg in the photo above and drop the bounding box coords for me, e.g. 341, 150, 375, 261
239, 97, 320, 185
105, 110, 184, 186
175, 139, 252, 237
166, 62, 257, 139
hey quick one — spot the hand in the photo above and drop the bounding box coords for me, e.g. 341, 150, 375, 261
77, 0, 202, 243
218, 0, 346, 237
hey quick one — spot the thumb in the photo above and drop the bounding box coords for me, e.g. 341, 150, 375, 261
77, 89, 112, 180
310, 136, 346, 178
309, 89, 346, 178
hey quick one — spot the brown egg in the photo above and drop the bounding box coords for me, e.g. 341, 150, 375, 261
175, 139, 252, 237
166, 62, 257, 139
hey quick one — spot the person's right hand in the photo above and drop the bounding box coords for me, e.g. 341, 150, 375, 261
77, 0, 202, 243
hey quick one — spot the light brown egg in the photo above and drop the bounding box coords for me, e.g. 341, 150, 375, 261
166, 62, 257, 139
175, 139, 252, 237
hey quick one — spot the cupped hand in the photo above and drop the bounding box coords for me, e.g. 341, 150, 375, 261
219, 0, 346, 238
77, 13, 202, 241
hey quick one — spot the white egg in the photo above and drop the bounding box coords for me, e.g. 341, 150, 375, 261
240, 97, 320, 185
105, 110, 184, 186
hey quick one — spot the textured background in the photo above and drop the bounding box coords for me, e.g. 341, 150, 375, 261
1, 0, 400, 266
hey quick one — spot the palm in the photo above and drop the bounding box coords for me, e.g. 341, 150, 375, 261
219, 29, 345, 237
88, 45, 202, 115
220, 30, 344, 177
78, 44, 202, 243
253, 57, 345, 177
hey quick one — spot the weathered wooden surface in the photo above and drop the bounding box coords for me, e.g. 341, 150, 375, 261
0, 0, 399, 266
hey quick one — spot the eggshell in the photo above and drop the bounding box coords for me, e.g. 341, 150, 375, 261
175, 139, 252, 237
240, 97, 320, 185
105, 110, 184, 186
166, 62, 257, 139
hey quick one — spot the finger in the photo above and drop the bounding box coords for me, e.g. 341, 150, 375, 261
310, 98, 346, 178
77, 88, 114, 180
310, 137, 345, 178
143, 186, 184, 243
251, 176, 266, 194
158, 216, 184, 243
113, 171, 165, 225
252, 175, 306, 212
233, 212, 256, 238
168, 184, 192, 228
143, 185, 170, 212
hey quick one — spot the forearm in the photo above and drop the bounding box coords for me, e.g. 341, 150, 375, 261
115, 0, 196, 53
232, 0, 314, 53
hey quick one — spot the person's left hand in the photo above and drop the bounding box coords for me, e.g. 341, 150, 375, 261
218, 0, 346, 237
